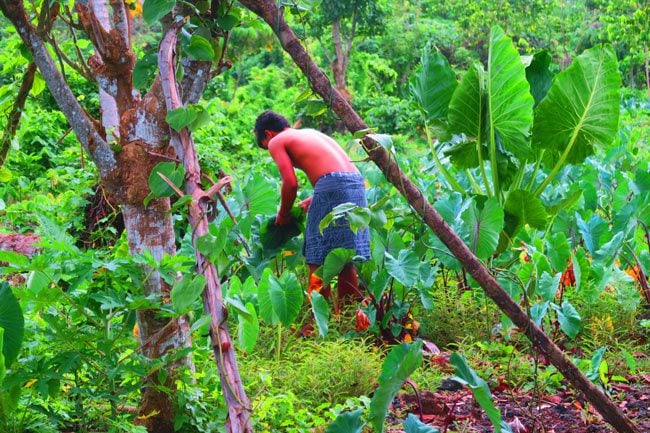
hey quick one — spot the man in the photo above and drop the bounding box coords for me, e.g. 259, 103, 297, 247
254, 110, 370, 311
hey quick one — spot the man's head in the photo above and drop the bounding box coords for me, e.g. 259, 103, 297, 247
254, 110, 290, 148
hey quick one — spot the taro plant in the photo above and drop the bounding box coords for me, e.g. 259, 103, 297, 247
411, 26, 622, 248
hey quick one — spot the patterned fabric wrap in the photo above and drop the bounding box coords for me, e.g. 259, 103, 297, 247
303, 172, 371, 265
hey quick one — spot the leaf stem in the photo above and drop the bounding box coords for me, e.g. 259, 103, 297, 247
423, 119, 464, 193
465, 169, 483, 195
534, 130, 579, 196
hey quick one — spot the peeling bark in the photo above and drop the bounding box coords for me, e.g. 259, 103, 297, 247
158, 22, 252, 433
239, 2, 641, 432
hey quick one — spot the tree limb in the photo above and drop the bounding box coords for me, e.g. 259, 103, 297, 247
158, 21, 252, 433
239, 2, 641, 432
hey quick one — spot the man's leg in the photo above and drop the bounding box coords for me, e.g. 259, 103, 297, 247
338, 263, 362, 305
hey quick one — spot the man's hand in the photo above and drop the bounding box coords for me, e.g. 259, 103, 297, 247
275, 212, 292, 226
298, 196, 313, 213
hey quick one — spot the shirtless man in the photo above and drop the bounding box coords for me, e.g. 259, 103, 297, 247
254, 110, 370, 309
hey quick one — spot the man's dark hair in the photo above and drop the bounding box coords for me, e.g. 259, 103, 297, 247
254, 110, 290, 148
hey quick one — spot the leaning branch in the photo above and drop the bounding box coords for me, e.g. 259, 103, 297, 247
239, 2, 640, 432
158, 21, 252, 433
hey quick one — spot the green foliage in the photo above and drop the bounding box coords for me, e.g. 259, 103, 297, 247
0, 283, 23, 368
368, 340, 423, 433
451, 353, 513, 433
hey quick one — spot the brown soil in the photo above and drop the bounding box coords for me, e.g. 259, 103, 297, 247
390, 376, 650, 432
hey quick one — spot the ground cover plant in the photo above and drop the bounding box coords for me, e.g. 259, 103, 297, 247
0, 1, 649, 432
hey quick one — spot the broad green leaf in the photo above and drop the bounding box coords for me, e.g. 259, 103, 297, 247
237, 302, 258, 354
526, 50, 553, 107
369, 340, 423, 433
326, 409, 364, 433
461, 197, 504, 260
385, 250, 420, 287
257, 269, 278, 325
0, 251, 28, 267
171, 274, 206, 314
310, 291, 329, 338
186, 35, 215, 61
322, 248, 356, 286
133, 52, 158, 91
486, 26, 534, 160
537, 272, 561, 302
148, 162, 185, 198
268, 272, 303, 327
404, 414, 439, 433
0, 328, 5, 385
448, 64, 484, 139
241, 175, 277, 216
587, 346, 607, 382
0, 282, 24, 368
451, 353, 512, 433
143, 0, 175, 24
593, 232, 624, 267
30, 72, 45, 96
367, 133, 394, 152
166, 106, 197, 131
27, 270, 50, 294
530, 301, 550, 326
546, 232, 570, 271
217, 14, 240, 30
576, 213, 608, 254
410, 47, 457, 121
504, 190, 548, 234
553, 300, 581, 339
533, 45, 621, 167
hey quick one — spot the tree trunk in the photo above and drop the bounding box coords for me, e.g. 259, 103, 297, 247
239, 2, 641, 432
123, 202, 192, 433
0, 2, 192, 431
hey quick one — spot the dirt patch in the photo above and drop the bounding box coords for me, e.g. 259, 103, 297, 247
391, 377, 650, 432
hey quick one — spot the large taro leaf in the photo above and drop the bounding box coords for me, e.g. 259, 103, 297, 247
451, 353, 513, 433
385, 249, 420, 288
268, 272, 303, 327
486, 26, 534, 162
461, 197, 504, 260
503, 189, 548, 236
369, 340, 423, 433
448, 63, 485, 140
410, 47, 458, 122
310, 291, 330, 338
404, 413, 439, 432
326, 409, 364, 433
0, 282, 24, 368
526, 50, 553, 108
533, 45, 621, 168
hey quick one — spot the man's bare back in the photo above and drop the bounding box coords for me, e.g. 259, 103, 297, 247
267, 128, 358, 186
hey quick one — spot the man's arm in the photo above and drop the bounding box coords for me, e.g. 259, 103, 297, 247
268, 139, 298, 225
